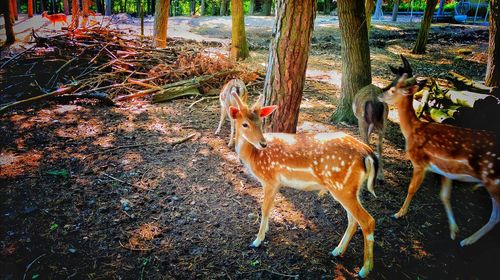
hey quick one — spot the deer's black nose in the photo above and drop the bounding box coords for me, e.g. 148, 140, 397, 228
259, 142, 267, 148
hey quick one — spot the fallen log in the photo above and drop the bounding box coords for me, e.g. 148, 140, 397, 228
447, 71, 491, 94
0, 85, 77, 113
443, 90, 497, 108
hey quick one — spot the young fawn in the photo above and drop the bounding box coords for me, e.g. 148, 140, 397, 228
42, 11, 68, 30
215, 79, 249, 147
381, 75, 499, 246
229, 93, 378, 278
352, 55, 413, 180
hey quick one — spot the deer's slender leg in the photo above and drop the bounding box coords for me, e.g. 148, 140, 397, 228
331, 211, 358, 256
439, 177, 459, 240
215, 103, 225, 135
251, 183, 279, 248
394, 166, 425, 218
461, 197, 499, 246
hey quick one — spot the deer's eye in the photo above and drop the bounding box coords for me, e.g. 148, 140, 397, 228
242, 123, 249, 128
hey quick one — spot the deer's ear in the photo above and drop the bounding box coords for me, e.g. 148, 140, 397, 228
389, 65, 399, 75
229, 106, 240, 119
260, 106, 277, 118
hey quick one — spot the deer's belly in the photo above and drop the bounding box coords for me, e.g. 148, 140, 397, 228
428, 163, 481, 183
278, 170, 323, 191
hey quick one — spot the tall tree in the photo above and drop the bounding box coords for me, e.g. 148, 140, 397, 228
262, 0, 272, 16
324, 0, 332, 15
373, 0, 383, 20
392, 0, 399, 21
230, 0, 249, 60
365, 0, 374, 30
105, 0, 112, 15
201, 0, 206, 15
28, 0, 34, 17
81, 0, 89, 27
331, 0, 371, 123
263, 0, 316, 133
249, 0, 255, 15
437, 0, 445, 15
63, 0, 69, 14
220, 0, 228, 15
412, 0, 439, 54
2, 0, 15, 44
153, 0, 170, 48
190, 0, 196, 15
71, 0, 79, 29
10, 0, 18, 20
486, 0, 499, 88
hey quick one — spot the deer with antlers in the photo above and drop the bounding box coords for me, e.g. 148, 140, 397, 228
215, 79, 249, 147
228, 93, 379, 277
381, 75, 499, 246
352, 55, 413, 180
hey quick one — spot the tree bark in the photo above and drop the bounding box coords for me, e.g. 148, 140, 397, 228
220, 0, 228, 16
81, 0, 89, 27
2, 0, 15, 44
71, 0, 79, 28
263, 0, 316, 133
10, 0, 18, 20
437, 0, 445, 15
63, 0, 69, 14
365, 0, 374, 30
373, 0, 383, 20
249, 0, 255, 15
486, 0, 499, 87
412, 0, 439, 54
325, 0, 331, 15
105, 0, 112, 15
190, 0, 196, 16
392, 0, 399, 21
153, 0, 170, 48
230, 0, 249, 60
331, 0, 372, 124
201, 0, 205, 15
262, 0, 272, 16
28, 0, 34, 17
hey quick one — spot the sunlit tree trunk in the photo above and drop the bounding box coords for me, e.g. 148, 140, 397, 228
10, 0, 18, 20
437, 0, 445, 15
71, 0, 79, 28
81, 0, 89, 27
262, 0, 271, 16
392, 0, 399, 21
220, 0, 228, 15
373, 0, 383, 20
331, 0, 371, 124
63, 0, 69, 14
412, 0, 439, 54
230, 0, 249, 60
28, 0, 34, 17
263, 0, 316, 133
2, 0, 15, 44
365, 0, 374, 30
153, 0, 170, 48
105, 0, 112, 15
486, 0, 499, 88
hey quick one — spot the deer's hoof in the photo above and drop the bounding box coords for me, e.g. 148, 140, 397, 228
450, 224, 459, 240
331, 247, 343, 257
249, 239, 261, 248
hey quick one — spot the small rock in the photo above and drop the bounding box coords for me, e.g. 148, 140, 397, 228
248, 213, 257, 220
68, 248, 77, 253
120, 198, 132, 211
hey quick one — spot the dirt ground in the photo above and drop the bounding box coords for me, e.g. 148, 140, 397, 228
1, 16, 499, 279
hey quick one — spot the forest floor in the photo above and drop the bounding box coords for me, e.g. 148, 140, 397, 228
1, 15, 499, 280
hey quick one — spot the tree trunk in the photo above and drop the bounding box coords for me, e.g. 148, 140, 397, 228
153, 0, 170, 48
71, 0, 79, 28
262, 0, 271, 16
437, 0, 445, 15
373, 0, 383, 20
249, 0, 255, 15
105, 0, 112, 15
263, 0, 316, 133
40, 0, 45, 13
365, 0, 374, 30
325, 0, 331, 15
2, 0, 15, 44
10, 0, 18, 20
392, 0, 399, 21
190, 0, 196, 16
81, 0, 89, 27
28, 0, 34, 17
412, 0, 438, 54
220, 0, 228, 16
63, 0, 69, 14
201, 0, 205, 15
331, 0, 372, 124
51, 0, 56, 13
230, 0, 249, 60
486, 0, 499, 87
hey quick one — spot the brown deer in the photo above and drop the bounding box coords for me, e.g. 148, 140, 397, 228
42, 11, 68, 30
215, 79, 249, 147
352, 55, 413, 180
228, 92, 379, 278
381, 75, 499, 246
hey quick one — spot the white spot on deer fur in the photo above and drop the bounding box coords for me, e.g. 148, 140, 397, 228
367, 234, 374, 241
313, 160, 318, 165
321, 158, 324, 163
341, 161, 345, 166
314, 132, 347, 142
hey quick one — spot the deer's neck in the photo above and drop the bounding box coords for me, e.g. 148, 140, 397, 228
235, 133, 259, 168
397, 95, 422, 140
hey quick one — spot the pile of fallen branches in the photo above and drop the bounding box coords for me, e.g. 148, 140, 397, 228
414, 71, 500, 134
0, 27, 261, 113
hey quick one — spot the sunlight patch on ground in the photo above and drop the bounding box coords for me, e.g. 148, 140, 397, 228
55, 118, 102, 139
92, 135, 116, 148
0, 150, 42, 178
120, 151, 144, 171
373, 24, 402, 31
306, 69, 342, 87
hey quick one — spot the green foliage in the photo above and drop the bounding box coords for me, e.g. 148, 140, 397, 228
46, 169, 69, 178
49, 222, 59, 232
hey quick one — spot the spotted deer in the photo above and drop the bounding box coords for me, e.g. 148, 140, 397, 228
381, 75, 499, 246
352, 55, 413, 180
215, 79, 249, 147
42, 11, 68, 30
229, 93, 379, 278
